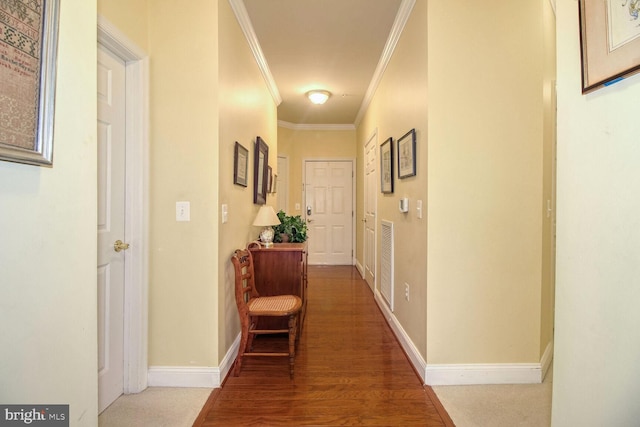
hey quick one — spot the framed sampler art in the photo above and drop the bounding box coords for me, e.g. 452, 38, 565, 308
0, 0, 61, 166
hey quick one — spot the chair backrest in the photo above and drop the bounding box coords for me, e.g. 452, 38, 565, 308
231, 249, 260, 316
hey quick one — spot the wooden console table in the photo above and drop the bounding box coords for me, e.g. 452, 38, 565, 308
248, 242, 308, 333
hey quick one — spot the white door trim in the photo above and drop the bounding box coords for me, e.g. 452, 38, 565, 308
98, 16, 149, 394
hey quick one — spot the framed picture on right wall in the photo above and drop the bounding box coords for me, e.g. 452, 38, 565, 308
579, 0, 640, 93
380, 137, 393, 193
397, 128, 416, 179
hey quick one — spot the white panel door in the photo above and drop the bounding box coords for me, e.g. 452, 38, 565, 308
97, 46, 127, 413
364, 135, 377, 290
305, 161, 353, 265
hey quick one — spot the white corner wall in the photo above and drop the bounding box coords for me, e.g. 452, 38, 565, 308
0, 1, 99, 425
553, 0, 640, 425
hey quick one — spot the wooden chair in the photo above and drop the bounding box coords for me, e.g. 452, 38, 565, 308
230, 248, 302, 378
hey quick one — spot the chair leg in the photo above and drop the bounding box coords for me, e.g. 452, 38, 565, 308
288, 314, 298, 379
234, 317, 250, 376
246, 317, 257, 351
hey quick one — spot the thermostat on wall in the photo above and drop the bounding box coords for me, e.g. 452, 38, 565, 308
399, 198, 409, 213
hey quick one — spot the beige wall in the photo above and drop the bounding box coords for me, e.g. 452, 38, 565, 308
218, 0, 278, 361
552, 0, 640, 424
425, 0, 549, 364
98, 0, 148, 50
146, 0, 221, 366
356, 0, 554, 365
278, 126, 357, 215
100, 0, 278, 368
356, 0, 429, 356
0, 1, 99, 424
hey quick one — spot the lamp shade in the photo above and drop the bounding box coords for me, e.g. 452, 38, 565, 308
252, 205, 281, 227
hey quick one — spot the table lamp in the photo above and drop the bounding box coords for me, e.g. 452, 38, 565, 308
252, 205, 281, 248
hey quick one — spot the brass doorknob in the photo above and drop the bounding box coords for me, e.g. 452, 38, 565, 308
114, 240, 130, 252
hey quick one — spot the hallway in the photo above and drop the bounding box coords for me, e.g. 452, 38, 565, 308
100, 265, 551, 426
195, 265, 453, 425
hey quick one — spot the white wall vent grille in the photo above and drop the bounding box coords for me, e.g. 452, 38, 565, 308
380, 220, 394, 311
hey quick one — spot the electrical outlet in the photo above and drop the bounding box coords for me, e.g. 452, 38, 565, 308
405, 283, 410, 301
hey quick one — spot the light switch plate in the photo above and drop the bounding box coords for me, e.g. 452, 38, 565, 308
221, 204, 228, 223
176, 201, 190, 222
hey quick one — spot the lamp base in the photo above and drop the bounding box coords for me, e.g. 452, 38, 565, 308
259, 226, 275, 248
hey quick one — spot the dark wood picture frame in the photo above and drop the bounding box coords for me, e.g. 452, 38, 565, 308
380, 137, 394, 193
233, 141, 248, 187
253, 136, 269, 204
267, 165, 273, 193
397, 129, 416, 179
579, 0, 640, 93
0, 0, 61, 166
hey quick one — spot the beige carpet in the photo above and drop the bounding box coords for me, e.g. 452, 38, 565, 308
432, 366, 553, 427
98, 387, 212, 427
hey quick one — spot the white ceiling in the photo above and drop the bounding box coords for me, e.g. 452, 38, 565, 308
241, 0, 406, 127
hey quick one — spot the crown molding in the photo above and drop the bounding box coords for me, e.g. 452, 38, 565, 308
278, 120, 356, 131
354, 0, 416, 126
228, 0, 282, 106
230, 0, 414, 128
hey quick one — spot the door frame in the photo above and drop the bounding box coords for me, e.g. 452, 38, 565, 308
98, 16, 149, 394
362, 130, 378, 289
302, 158, 356, 265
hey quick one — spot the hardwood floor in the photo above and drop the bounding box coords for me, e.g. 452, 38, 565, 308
195, 265, 454, 426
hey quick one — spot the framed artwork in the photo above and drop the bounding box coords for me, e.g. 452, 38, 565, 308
253, 136, 269, 205
0, 0, 61, 166
271, 174, 278, 194
267, 165, 273, 193
397, 128, 416, 179
579, 0, 640, 93
380, 137, 394, 193
233, 142, 248, 187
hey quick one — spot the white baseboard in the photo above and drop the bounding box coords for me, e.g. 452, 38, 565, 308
147, 335, 240, 388
149, 304, 554, 389
374, 290, 554, 386
355, 260, 364, 278
425, 363, 542, 386
147, 366, 220, 388
374, 290, 427, 382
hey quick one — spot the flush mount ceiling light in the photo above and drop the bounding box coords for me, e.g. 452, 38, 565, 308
306, 90, 331, 105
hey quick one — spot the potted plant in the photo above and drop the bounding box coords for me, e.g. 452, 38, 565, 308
273, 210, 308, 243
